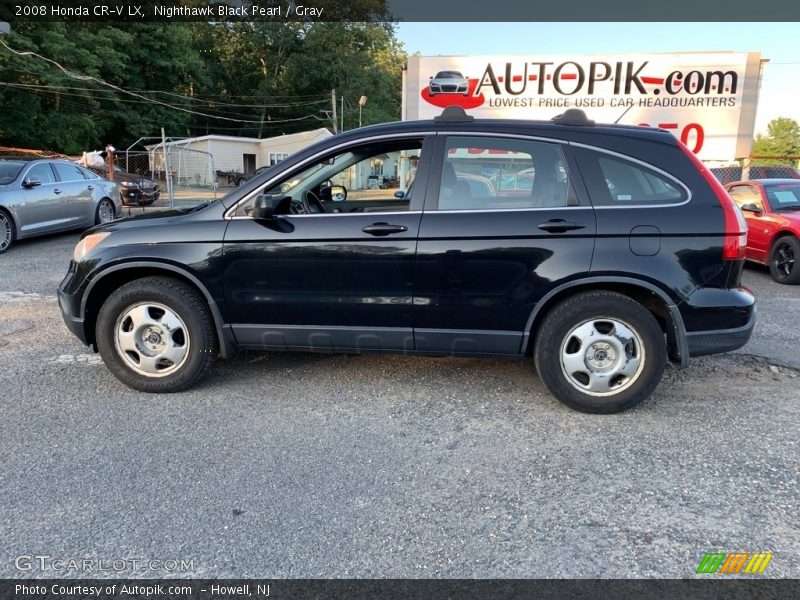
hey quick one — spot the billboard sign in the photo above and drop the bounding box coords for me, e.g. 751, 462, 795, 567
403, 52, 764, 160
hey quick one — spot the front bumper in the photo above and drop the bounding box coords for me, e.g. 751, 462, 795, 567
58, 262, 90, 346
121, 187, 160, 204
58, 288, 89, 346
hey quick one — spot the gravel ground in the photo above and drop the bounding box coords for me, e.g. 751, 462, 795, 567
0, 231, 798, 579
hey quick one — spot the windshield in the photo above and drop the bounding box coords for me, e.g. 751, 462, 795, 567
435, 71, 463, 79
0, 161, 25, 185
765, 183, 800, 209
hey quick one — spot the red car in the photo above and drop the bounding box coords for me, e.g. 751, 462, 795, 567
725, 179, 800, 284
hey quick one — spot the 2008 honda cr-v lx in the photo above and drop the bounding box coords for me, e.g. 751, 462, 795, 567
58, 107, 755, 413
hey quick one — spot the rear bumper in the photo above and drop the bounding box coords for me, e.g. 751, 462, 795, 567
686, 305, 756, 357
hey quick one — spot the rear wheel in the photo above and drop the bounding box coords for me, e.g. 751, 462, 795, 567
534, 291, 666, 413
95, 198, 116, 224
96, 277, 218, 392
769, 235, 800, 284
0, 210, 14, 254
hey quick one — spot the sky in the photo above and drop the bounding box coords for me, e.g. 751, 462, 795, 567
395, 22, 800, 136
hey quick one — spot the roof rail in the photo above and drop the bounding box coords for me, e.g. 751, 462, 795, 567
551, 109, 595, 126
434, 106, 475, 123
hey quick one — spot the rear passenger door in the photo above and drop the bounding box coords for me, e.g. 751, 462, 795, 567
51, 162, 94, 227
413, 135, 596, 354
19, 162, 67, 235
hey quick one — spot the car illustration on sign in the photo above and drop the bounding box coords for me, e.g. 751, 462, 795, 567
428, 71, 470, 96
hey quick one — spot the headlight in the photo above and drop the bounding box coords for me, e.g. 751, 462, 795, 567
120, 181, 134, 187
73, 232, 110, 262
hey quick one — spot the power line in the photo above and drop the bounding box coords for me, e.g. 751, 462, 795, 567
1, 79, 330, 108
0, 40, 324, 125
0, 82, 326, 122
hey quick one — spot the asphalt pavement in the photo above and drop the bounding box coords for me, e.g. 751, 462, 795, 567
1, 231, 798, 578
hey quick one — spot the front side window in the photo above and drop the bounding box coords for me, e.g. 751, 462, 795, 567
728, 185, 763, 211
436, 136, 573, 210
25, 163, 55, 185
235, 139, 423, 217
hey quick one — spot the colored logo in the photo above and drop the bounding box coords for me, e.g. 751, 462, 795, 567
421, 71, 485, 110
696, 552, 773, 574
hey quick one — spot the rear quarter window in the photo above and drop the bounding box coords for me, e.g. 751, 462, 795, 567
573, 146, 688, 206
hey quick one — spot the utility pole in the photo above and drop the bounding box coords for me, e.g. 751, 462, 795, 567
331, 89, 338, 133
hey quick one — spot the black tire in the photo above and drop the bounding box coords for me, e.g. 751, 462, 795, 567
534, 291, 666, 414
95, 277, 218, 392
95, 198, 116, 225
768, 235, 800, 285
0, 209, 15, 254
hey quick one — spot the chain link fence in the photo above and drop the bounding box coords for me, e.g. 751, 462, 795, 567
711, 164, 800, 184
146, 145, 217, 207
116, 139, 217, 209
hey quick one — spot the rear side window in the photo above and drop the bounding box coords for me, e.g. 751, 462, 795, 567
574, 147, 687, 206
52, 162, 88, 182
436, 136, 576, 210
78, 166, 99, 180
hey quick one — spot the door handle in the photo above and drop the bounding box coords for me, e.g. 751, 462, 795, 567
87, 185, 95, 190
362, 222, 409, 236
538, 219, 585, 233
54, 189, 62, 195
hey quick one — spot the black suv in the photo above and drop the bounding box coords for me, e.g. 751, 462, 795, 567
58, 108, 755, 413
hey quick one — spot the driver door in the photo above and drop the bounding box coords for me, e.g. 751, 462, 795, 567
222, 136, 432, 352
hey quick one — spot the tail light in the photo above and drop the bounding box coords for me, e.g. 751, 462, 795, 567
679, 142, 747, 260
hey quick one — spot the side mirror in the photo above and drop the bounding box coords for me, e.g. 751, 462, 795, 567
394, 191, 405, 199
251, 194, 277, 220
329, 185, 347, 202
429, 76, 433, 79
740, 202, 763, 214
22, 178, 42, 188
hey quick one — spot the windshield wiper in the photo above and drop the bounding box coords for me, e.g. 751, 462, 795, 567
772, 205, 800, 211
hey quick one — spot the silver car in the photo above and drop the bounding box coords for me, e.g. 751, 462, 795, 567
428, 71, 470, 96
0, 158, 121, 254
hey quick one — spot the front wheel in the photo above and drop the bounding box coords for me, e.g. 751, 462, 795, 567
96, 277, 218, 392
534, 291, 666, 413
769, 236, 800, 284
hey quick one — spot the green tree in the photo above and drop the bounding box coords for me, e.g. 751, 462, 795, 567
0, 20, 406, 152
0, 22, 206, 153
752, 117, 800, 166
